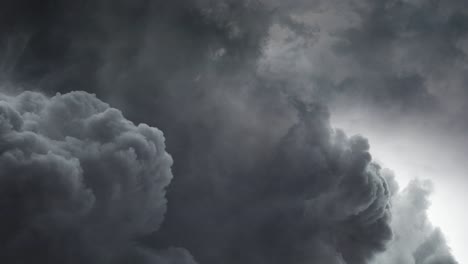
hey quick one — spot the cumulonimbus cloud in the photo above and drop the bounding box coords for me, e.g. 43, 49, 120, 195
0, 0, 461, 263
0, 90, 194, 264
153, 100, 394, 264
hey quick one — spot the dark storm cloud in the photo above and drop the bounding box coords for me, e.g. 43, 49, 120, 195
331, 0, 468, 115
261, 0, 468, 120
1, 0, 466, 117
0, 0, 274, 94
0, 0, 460, 263
153, 99, 393, 264
0, 90, 194, 264
335, 0, 468, 71
374, 177, 458, 264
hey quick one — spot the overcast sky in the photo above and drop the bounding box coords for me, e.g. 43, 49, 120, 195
0, 1, 466, 264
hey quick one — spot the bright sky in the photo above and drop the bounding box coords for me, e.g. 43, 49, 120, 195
331, 114, 468, 264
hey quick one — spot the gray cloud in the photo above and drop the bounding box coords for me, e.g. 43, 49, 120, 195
0, 90, 193, 264
261, 0, 468, 124
332, 0, 468, 117
373, 175, 458, 264
0, 0, 462, 263
153, 100, 393, 264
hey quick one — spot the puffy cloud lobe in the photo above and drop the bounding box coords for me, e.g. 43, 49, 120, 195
0, 91, 192, 264
372, 178, 458, 264
154, 101, 392, 264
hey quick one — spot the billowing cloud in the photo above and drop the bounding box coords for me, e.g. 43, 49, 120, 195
373, 175, 458, 264
0, 90, 194, 264
0, 0, 462, 263
152, 99, 393, 264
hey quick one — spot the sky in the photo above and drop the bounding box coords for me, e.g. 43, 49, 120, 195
0, 0, 466, 264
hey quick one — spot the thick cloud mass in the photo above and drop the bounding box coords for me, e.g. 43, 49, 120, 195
0, 0, 461, 263
0, 88, 395, 264
0, 91, 193, 264
154, 101, 393, 264
262, 0, 468, 125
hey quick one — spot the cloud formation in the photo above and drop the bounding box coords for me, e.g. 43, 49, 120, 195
0, 90, 193, 264
0, 0, 461, 263
154, 99, 393, 264
374, 176, 458, 264
261, 0, 468, 124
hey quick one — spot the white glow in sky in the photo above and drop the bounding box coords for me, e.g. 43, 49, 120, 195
331, 114, 468, 264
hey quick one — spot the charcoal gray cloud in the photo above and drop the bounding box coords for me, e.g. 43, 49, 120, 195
0, 0, 462, 263
153, 100, 394, 264
332, 0, 468, 118
262, 0, 468, 124
0, 90, 194, 264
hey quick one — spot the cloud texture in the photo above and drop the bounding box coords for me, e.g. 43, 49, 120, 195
153, 100, 393, 264
374, 176, 458, 264
0, 90, 193, 264
0, 0, 461, 263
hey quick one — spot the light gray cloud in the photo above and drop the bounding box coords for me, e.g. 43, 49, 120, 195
373, 175, 458, 264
